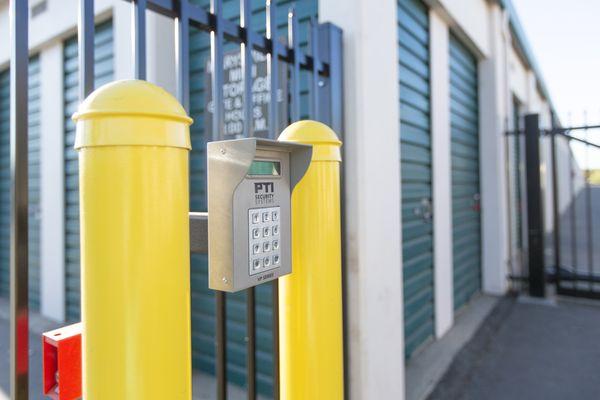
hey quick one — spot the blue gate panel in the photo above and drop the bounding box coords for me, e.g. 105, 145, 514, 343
398, 0, 434, 359
449, 34, 481, 310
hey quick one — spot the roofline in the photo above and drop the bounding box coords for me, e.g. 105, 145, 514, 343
496, 0, 558, 124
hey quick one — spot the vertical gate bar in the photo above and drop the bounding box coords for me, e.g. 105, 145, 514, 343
211, 0, 224, 141
245, 288, 256, 399
517, 127, 525, 288
175, 0, 190, 112
271, 281, 280, 400
211, 0, 227, 398
583, 112, 594, 292
309, 17, 319, 121
319, 23, 343, 135
318, 22, 347, 396
215, 291, 227, 400
133, 0, 147, 80
9, 1, 29, 398
241, 0, 253, 138
550, 131, 561, 291
241, 0, 256, 397
79, 0, 95, 100
504, 133, 515, 278
584, 122, 594, 289
524, 114, 545, 297
266, 1, 281, 395
288, 8, 300, 122
267, 0, 279, 138
569, 140, 577, 290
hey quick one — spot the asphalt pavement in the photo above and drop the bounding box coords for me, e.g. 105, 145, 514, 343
428, 295, 600, 400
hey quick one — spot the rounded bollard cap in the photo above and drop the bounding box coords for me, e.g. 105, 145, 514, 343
73, 80, 192, 150
73, 79, 192, 124
278, 120, 342, 162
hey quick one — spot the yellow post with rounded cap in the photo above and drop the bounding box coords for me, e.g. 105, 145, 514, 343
73, 80, 192, 400
278, 120, 344, 400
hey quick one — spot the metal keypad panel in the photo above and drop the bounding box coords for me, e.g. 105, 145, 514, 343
248, 206, 281, 275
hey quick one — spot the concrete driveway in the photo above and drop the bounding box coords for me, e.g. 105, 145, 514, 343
428, 295, 600, 400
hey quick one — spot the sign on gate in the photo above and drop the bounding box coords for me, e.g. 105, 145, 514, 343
206, 49, 288, 140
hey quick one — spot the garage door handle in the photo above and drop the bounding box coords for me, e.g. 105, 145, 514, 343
413, 198, 432, 222
472, 193, 481, 212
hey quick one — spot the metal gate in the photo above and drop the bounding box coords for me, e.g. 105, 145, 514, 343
512, 114, 600, 300
5, 0, 343, 398
185, 1, 318, 394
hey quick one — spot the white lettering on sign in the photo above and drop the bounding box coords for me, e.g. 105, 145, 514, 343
206, 49, 288, 139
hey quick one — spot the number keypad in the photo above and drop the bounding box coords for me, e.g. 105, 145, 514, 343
249, 206, 281, 275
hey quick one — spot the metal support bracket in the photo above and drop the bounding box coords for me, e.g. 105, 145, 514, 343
190, 212, 208, 253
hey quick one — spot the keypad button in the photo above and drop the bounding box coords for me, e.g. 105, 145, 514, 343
249, 206, 281, 275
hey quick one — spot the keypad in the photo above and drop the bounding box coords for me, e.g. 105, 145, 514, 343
248, 206, 281, 275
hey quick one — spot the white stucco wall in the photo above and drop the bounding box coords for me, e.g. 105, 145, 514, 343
429, 9, 453, 339
478, 2, 510, 295
147, 12, 177, 96
508, 44, 529, 103
319, 0, 405, 399
431, 0, 490, 57
39, 42, 65, 321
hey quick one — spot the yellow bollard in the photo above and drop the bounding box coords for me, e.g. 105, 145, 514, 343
73, 80, 192, 399
278, 120, 344, 399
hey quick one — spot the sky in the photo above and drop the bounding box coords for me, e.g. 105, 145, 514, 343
512, 0, 600, 169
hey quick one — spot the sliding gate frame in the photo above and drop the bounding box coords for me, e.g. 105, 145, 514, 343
517, 113, 600, 300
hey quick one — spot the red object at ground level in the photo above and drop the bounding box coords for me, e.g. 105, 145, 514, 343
42, 323, 82, 400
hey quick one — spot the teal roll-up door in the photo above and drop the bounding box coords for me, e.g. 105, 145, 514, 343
449, 34, 481, 310
64, 20, 114, 321
188, 0, 316, 396
0, 70, 9, 298
398, 0, 434, 358
29, 56, 41, 310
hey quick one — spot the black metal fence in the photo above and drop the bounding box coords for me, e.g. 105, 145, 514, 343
7, 0, 343, 398
547, 122, 600, 299
509, 113, 600, 300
